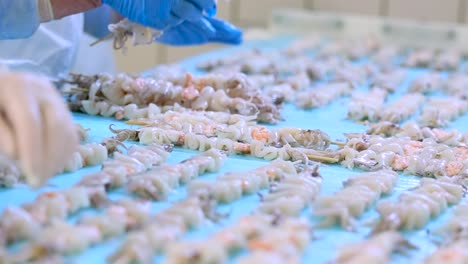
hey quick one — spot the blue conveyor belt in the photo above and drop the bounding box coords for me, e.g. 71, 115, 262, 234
1, 35, 467, 264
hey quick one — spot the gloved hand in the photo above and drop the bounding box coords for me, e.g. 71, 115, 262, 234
0, 71, 78, 188
102, 0, 217, 30
156, 16, 243, 46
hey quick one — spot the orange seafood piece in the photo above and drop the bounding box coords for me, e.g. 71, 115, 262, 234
392, 155, 408, 171
233, 142, 251, 154
403, 141, 423, 156
445, 161, 463, 176
248, 239, 274, 251
251, 126, 270, 141
454, 146, 468, 160
39, 192, 58, 199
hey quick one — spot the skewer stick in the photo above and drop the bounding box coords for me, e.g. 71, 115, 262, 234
306, 154, 340, 164
125, 120, 153, 126
330, 141, 346, 147
90, 33, 114, 47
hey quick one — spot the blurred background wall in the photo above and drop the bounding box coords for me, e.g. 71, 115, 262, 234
112, 0, 467, 73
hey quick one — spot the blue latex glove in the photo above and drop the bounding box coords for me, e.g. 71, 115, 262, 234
156, 16, 243, 46
102, 0, 217, 30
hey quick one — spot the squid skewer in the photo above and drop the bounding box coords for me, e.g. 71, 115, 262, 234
0, 186, 108, 245
418, 97, 468, 128
109, 196, 223, 264
370, 68, 406, 93
432, 50, 462, 71
378, 93, 425, 123
347, 88, 388, 122
331, 231, 415, 264
257, 165, 322, 216
403, 48, 435, 68
187, 160, 300, 204
7, 199, 152, 262
444, 73, 468, 99
127, 118, 333, 150
295, 82, 354, 109
77, 144, 173, 191
233, 217, 312, 264
127, 149, 227, 200
366, 121, 468, 147
91, 18, 162, 51
164, 214, 312, 264
313, 170, 398, 231
137, 127, 340, 164
372, 177, 464, 233
408, 73, 443, 94
429, 202, 468, 244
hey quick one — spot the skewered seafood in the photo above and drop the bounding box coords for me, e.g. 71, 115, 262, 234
0, 186, 107, 244
331, 231, 414, 264
366, 121, 468, 147
109, 197, 220, 264
418, 97, 468, 128
408, 73, 443, 94
371, 45, 401, 67
432, 50, 462, 71
234, 217, 312, 264
404, 48, 435, 68
127, 149, 227, 200
430, 202, 468, 243
8, 200, 151, 262
370, 68, 406, 93
101, 18, 162, 51
188, 160, 300, 203
138, 127, 338, 163
378, 93, 425, 123
257, 165, 322, 216
347, 88, 388, 122
62, 143, 108, 173
444, 73, 468, 99
313, 170, 398, 231
424, 240, 468, 264
77, 144, 172, 191
129, 116, 332, 150
164, 214, 312, 264
295, 82, 353, 109
373, 177, 464, 232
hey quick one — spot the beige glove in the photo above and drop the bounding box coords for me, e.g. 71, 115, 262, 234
0, 71, 78, 188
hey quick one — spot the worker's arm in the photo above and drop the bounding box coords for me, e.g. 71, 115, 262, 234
0, 0, 101, 40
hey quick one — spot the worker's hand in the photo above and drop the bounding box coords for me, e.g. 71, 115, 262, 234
0, 71, 78, 188
156, 16, 243, 46
102, 0, 217, 30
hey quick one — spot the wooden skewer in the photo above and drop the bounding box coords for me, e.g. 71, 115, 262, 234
90, 33, 114, 47
330, 141, 346, 147
306, 154, 339, 164
125, 120, 152, 126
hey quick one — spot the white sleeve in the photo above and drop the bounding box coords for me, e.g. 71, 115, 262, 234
0, 15, 84, 79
